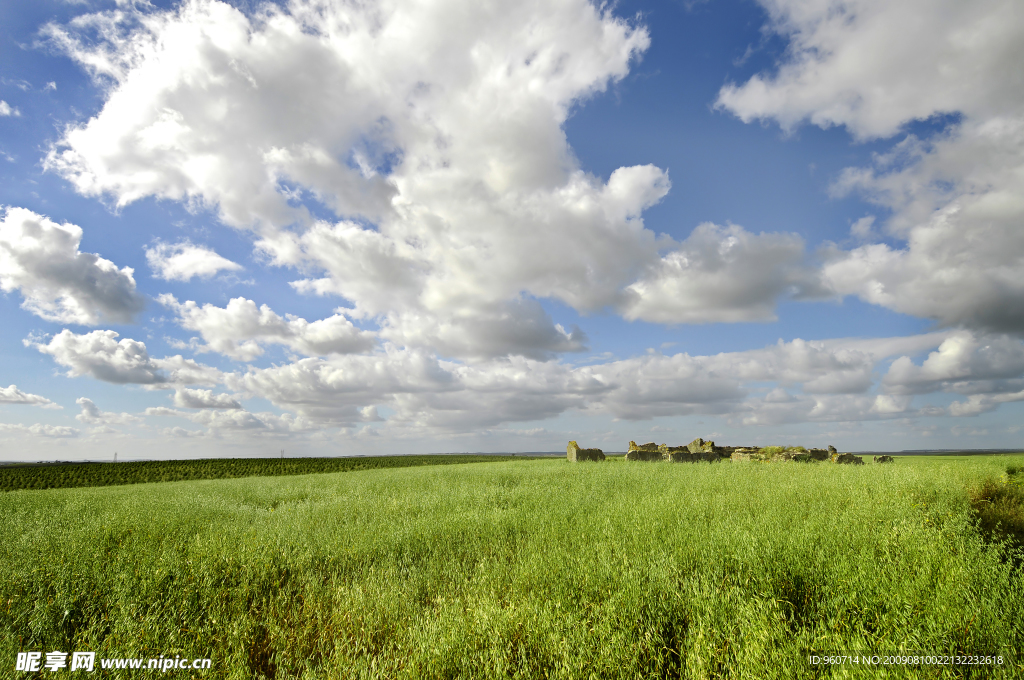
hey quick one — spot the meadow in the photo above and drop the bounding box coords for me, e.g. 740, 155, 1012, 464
2, 454, 1023, 679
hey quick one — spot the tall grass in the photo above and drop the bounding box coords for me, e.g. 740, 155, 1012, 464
2, 456, 1023, 678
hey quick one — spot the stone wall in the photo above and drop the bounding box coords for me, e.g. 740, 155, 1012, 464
567, 440, 606, 462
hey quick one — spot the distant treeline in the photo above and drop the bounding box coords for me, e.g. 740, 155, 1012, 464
0, 455, 529, 492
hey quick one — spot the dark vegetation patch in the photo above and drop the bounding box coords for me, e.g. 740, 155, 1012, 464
0, 455, 533, 492
970, 466, 1024, 556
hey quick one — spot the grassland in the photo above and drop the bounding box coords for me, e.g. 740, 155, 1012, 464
2, 455, 1023, 679
0, 455, 532, 492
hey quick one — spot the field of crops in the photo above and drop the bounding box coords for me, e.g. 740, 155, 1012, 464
0, 454, 531, 492
3, 455, 1023, 679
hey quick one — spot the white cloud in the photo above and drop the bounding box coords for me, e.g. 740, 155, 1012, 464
376, 299, 588, 361
224, 345, 458, 426
882, 330, 1024, 395
216, 332, 974, 430
948, 390, 1024, 417
42, 0, 811, 359
716, 0, 1024, 140
145, 239, 242, 281
0, 423, 78, 438
144, 406, 187, 417
192, 408, 313, 433
822, 119, 1024, 334
29, 329, 223, 386
152, 354, 223, 386
0, 384, 60, 409
849, 215, 875, 240
75, 397, 140, 424
15, 328, 991, 434
621, 223, 812, 324
161, 426, 204, 437
31, 329, 162, 383
733, 392, 913, 427
172, 387, 241, 409
145, 402, 313, 434
0, 207, 146, 324
717, 0, 1024, 336
702, 337, 880, 394
0, 101, 18, 117
158, 294, 376, 360
43, 0, 650, 227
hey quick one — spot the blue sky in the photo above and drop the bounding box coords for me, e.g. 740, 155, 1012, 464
2, 0, 1023, 460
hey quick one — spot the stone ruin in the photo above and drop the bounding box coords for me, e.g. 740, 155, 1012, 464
566, 440, 606, 462
626, 438, 735, 462
624, 442, 667, 462
568, 438, 877, 465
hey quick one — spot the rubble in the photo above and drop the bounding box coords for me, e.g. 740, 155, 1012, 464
570, 440, 887, 467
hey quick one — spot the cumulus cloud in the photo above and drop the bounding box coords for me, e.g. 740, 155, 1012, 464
31, 329, 163, 383
145, 240, 242, 281
377, 298, 588, 361
75, 397, 140, 424
0, 384, 60, 409
882, 331, 1024, 395
145, 403, 313, 434
948, 390, 1024, 417
822, 119, 1024, 334
191, 408, 313, 433
622, 223, 812, 324
0, 101, 19, 116
172, 387, 241, 409
718, 0, 1024, 336
0, 207, 145, 324
158, 294, 376, 360
716, 0, 1024, 139
0, 423, 78, 438
41, 0, 811, 359
734, 393, 913, 427
29, 329, 223, 386
224, 345, 458, 426
144, 406, 187, 417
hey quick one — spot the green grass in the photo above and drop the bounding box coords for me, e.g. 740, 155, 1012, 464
970, 464, 1024, 556
0, 455, 533, 492
2, 455, 1023, 679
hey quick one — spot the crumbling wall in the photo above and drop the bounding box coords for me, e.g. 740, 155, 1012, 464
567, 441, 605, 462
625, 441, 665, 462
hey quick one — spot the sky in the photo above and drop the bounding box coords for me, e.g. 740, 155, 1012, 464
1, 0, 1023, 461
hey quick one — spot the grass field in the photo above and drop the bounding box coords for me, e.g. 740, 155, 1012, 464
2, 455, 1023, 679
